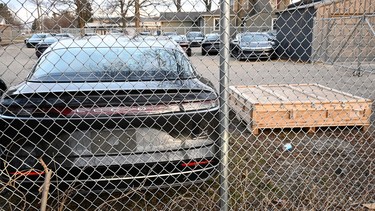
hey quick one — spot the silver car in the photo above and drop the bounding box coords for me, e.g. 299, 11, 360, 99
230, 32, 277, 60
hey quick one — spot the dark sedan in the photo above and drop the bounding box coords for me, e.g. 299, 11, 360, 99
169, 35, 192, 56
201, 33, 220, 55
0, 36, 219, 192
35, 36, 71, 58
25, 33, 52, 48
230, 32, 276, 60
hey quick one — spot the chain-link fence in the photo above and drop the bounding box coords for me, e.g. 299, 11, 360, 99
0, 0, 374, 210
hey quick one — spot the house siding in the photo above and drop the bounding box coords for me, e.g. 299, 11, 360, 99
160, 21, 199, 35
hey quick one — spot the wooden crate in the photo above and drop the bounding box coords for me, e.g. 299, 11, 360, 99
229, 84, 372, 135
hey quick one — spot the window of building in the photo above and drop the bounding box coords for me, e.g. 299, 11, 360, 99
214, 18, 220, 31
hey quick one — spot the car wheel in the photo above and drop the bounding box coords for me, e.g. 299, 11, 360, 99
186, 48, 192, 57
26, 43, 33, 48
0, 78, 7, 95
233, 50, 240, 60
36, 50, 42, 58
230, 49, 238, 58
201, 49, 207, 56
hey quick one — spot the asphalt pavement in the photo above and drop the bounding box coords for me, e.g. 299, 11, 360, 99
1, 43, 374, 102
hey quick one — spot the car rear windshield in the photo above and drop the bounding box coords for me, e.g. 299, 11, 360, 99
29, 47, 195, 82
32, 34, 48, 38
42, 37, 58, 43
241, 34, 269, 42
187, 32, 203, 38
206, 34, 219, 41
170, 35, 187, 42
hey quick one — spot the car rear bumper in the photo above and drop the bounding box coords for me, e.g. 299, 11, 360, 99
1, 149, 218, 193
0, 110, 219, 192
189, 41, 203, 47
202, 44, 220, 53
237, 49, 274, 59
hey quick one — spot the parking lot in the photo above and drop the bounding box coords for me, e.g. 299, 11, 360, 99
0, 41, 374, 209
1, 43, 375, 101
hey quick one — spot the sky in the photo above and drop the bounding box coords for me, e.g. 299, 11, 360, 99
4, 0, 36, 24
4, 0, 220, 25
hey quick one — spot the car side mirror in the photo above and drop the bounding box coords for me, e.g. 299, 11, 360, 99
0, 78, 7, 95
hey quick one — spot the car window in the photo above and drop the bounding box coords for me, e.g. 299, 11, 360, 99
43, 37, 58, 42
32, 34, 46, 38
30, 47, 195, 82
206, 34, 219, 41
241, 34, 269, 42
170, 35, 187, 41
187, 32, 203, 37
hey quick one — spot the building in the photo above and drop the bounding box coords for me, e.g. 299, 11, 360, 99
275, 0, 375, 62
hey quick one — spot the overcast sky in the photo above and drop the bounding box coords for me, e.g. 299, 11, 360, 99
4, 0, 220, 24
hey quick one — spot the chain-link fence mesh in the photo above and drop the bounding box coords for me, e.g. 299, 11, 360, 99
0, 0, 374, 210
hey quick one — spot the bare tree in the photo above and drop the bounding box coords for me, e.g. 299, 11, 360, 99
28, 0, 43, 30
36, 0, 93, 34
75, 0, 93, 31
174, 0, 181, 12
104, 0, 171, 30
202, 0, 211, 12
0, 3, 22, 26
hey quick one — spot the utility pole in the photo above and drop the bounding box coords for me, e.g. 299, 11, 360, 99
36, 0, 42, 31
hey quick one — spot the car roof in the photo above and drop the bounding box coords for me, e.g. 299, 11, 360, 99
187, 31, 203, 34
50, 35, 182, 51
240, 32, 269, 36
33, 33, 51, 35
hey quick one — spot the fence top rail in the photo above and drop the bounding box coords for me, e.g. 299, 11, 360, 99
318, 14, 375, 20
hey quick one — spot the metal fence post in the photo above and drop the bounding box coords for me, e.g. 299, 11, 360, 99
219, 0, 231, 210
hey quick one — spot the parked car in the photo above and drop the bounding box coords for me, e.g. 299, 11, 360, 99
163, 32, 178, 36
169, 35, 192, 56
0, 35, 219, 192
186, 31, 205, 47
139, 31, 152, 36
84, 32, 99, 37
25, 33, 53, 48
54, 33, 75, 39
230, 32, 277, 60
201, 33, 220, 55
35, 36, 71, 58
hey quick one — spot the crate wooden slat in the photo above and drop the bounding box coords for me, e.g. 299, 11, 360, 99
229, 84, 372, 135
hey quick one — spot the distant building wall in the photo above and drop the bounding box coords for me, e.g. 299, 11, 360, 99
276, 6, 315, 62
312, 0, 375, 63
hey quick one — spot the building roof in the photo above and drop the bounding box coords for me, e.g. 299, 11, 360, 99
158, 12, 203, 21
200, 9, 236, 17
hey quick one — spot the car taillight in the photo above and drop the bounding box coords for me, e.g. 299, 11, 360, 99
10, 170, 45, 176
2, 100, 218, 117
181, 160, 210, 167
